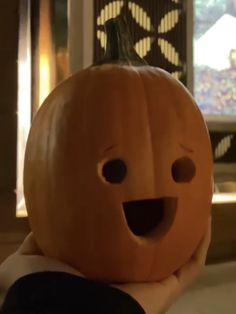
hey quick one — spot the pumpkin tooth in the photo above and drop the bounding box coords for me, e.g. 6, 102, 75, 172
123, 197, 177, 237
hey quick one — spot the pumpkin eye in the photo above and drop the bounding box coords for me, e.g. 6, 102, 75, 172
171, 157, 196, 183
102, 159, 127, 184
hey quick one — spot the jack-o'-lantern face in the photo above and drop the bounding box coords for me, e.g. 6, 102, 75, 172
89, 67, 202, 246
100, 153, 195, 238
102, 157, 193, 238
24, 17, 213, 283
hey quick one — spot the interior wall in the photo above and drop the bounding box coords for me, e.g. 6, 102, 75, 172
0, 0, 18, 233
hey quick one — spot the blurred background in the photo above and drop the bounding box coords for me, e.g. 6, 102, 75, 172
0, 0, 236, 313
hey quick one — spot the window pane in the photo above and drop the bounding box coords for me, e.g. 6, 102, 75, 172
194, 0, 236, 118
17, 0, 31, 218
16, 0, 68, 218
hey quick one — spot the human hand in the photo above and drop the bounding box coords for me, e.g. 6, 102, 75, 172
0, 233, 83, 302
0, 217, 211, 314
114, 217, 212, 314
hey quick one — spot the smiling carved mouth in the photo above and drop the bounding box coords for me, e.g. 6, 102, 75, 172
123, 197, 178, 237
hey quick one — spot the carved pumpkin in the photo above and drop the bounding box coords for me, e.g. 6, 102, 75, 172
24, 16, 213, 283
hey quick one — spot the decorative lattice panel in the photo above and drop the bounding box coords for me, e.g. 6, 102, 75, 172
94, 0, 187, 84
210, 132, 236, 163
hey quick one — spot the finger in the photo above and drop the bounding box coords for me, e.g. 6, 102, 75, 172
175, 217, 212, 289
17, 233, 42, 255
114, 220, 212, 314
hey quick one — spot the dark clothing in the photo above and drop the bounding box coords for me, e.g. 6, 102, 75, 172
0, 272, 145, 314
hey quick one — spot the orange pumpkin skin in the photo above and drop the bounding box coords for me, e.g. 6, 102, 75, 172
24, 17, 213, 283
24, 64, 213, 283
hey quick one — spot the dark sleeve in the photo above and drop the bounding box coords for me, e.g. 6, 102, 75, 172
0, 272, 145, 314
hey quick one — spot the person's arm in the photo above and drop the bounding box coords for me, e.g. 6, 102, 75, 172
1, 272, 145, 314
0, 217, 211, 314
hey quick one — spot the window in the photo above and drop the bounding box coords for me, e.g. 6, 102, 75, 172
193, 0, 236, 203
17, 0, 68, 218
194, 0, 236, 119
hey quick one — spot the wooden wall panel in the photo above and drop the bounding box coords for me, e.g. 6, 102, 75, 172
0, 115, 16, 190
0, 0, 29, 236
0, 0, 18, 191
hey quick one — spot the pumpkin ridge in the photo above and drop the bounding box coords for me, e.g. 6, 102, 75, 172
138, 70, 156, 193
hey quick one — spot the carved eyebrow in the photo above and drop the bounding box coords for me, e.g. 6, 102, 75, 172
179, 143, 194, 153
103, 144, 117, 153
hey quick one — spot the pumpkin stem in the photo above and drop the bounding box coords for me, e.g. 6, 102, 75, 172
96, 15, 147, 66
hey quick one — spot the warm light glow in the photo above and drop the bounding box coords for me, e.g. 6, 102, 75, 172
17, 198, 27, 218
17, 0, 55, 218
16, 1, 31, 218
212, 193, 236, 204
39, 53, 51, 105
37, 0, 55, 108
17, 57, 31, 218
